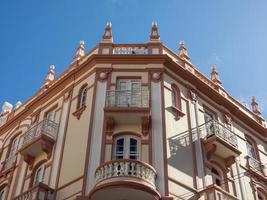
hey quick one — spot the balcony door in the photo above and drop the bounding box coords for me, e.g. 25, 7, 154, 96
113, 136, 140, 160
116, 79, 141, 107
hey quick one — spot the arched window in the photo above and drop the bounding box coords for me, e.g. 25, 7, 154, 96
211, 167, 223, 188
171, 84, 182, 110
78, 85, 88, 109
31, 163, 46, 186
113, 135, 140, 160
9, 137, 19, 158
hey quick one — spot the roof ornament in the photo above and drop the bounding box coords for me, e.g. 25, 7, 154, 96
178, 41, 190, 61
101, 22, 113, 43
1, 102, 13, 113
150, 22, 160, 42
73, 40, 85, 62
15, 101, 22, 109
43, 65, 55, 87
251, 97, 262, 116
211, 66, 222, 85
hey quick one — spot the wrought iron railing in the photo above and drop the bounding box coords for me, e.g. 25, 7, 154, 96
22, 119, 58, 147
246, 156, 266, 176
201, 184, 238, 200
106, 90, 149, 108
3, 155, 16, 171
14, 183, 54, 200
95, 159, 156, 187
113, 46, 148, 55
204, 120, 238, 148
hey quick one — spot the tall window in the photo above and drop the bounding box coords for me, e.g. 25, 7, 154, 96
33, 164, 45, 186
171, 84, 182, 110
113, 135, 139, 160
211, 167, 223, 188
78, 86, 88, 108
46, 111, 56, 122
246, 140, 257, 159
9, 137, 19, 158
0, 189, 5, 200
116, 79, 141, 106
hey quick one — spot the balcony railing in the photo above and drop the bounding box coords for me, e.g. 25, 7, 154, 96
246, 156, 266, 177
2, 155, 16, 171
201, 184, 238, 200
22, 119, 58, 147
106, 90, 149, 108
113, 46, 148, 55
95, 159, 156, 187
204, 120, 238, 148
14, 183, 54, 200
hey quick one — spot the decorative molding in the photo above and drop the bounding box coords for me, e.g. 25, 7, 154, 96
188, 89, 197, 102
225, 156, 235, 168
224, 114, 232, 125
105, 117, 115, 135
72, 106, 86, 120
167, 106, 185, 120
141, 116, 150, 136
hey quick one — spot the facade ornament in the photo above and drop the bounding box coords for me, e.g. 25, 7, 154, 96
251, 97, 262, 116
188, 89, 197, 102
43, 65, 55, 87
105, 117, 114, 135
72, 40, 85, 62
149, 22, 160, 42
15, 101, 22, 109
141, 116, 150, 136
211, 67, 222, 85
224, 114, 232, 125
99, 72, 107, 80
101, 22, 113, 43
152, 72, 161, 81
178, 41, 190, 61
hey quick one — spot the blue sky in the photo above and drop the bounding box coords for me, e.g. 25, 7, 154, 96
0, 0, 266, 118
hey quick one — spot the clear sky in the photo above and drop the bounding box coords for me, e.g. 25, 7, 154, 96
0, 0, 266, 118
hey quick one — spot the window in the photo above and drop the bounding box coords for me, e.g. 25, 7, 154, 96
113, 135, 140, 160
0, 189, 5, 200
116, 79, 141, 106
211, 167, 223, 188
78, 85, 88, 108
10, 137, 19, 157
246, 141, 257, 159
33, 165, 45, 186
171, 84, 182, 110
46, 111, 56, 122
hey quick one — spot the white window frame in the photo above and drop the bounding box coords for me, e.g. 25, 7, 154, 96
9, 137, 19, 157
246, 141, 257, 159
113, 135, 140, 160
80, 87, 88, 108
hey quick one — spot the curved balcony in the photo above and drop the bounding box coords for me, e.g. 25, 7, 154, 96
199, 184, 238, 200
19, 119, 58, 165
89, 159, 160, 200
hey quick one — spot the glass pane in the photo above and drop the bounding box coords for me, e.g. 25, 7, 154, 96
115, 138, 124, 159
246, 142, 256, 159
129, 138, 138, 160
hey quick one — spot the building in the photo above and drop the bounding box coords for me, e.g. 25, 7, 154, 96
0, 22, 266, 200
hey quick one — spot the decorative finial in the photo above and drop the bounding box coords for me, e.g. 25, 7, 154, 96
2, 102, 13, 113
150, 22, 160, 42
43, 65, 55, 87
211, 66, 222, 85
251, 97, 262, 116
15, 101, 22, 109
101, 22, 113, 43
179, 41, 190, 61
73, 40, 85, 62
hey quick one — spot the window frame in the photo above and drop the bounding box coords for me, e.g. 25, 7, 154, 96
77, 84, 88, 109
171, 84, 182, 111
113, 135, 140, 160
30, 161, 46, 188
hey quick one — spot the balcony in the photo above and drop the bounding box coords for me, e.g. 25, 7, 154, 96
202, 120, 241, 164
200, 184, 238, 200
19, 119, 58, 165
14, 183, 54, 200
89, 159, 160, 200
246, 156, 267, 179
104, 90, 150, 126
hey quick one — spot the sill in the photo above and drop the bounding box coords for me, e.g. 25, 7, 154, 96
167, 106, 185, 120
72, 106, 86, 120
